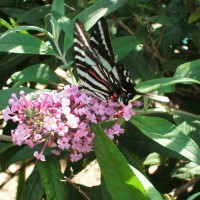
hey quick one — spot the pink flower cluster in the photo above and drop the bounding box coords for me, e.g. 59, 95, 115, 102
3, 85, 141, 162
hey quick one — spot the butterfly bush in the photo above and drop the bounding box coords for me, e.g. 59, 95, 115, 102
3, 85, 141, 162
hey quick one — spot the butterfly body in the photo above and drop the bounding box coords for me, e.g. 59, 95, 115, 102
74, 17, 136, 105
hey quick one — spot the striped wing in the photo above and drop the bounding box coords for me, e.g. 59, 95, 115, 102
112, 64, 136, 105
74, 19, 117, 101
90, 17, 114, 72
89, 18, 136, 103
74, 17, 136, 104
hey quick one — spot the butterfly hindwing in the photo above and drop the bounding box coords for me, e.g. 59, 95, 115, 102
112, 64, 136, 104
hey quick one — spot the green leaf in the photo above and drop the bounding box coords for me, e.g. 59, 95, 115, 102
121, 121, 184, 161
85, 186, 104, 200
149, 14, 172, 26
51, 12, 72, 36
11, 64, 61, 87
119, 146, 163, 200
188, 7, 200, 24
172, 162, 200, 179
0, 33, 55, 55
51, 0, 65, 39
52, 0, 128, 51
1, 25, 52, 37
92, 123, 148, 200
113, 36, 139, 61
174, 59, 200, 81
0, 54, 29, 73
20, 167, 44, 200
0, 18, 12, 29
37, 155, 68, 200
118, 145, 144, 171
130, 166, 163, 200
172, 110, 200, 147
104, 140, 163, 199
125, 52, 155, 81
51, 0, 64, 15
51, 11, 73, 51
160, 26, 184, 57
0, 0, 17, 7
0, 145, 21, 170
187, 192, 200, 200
130, 116, 200, 166
75, 0, 128, 30
135, 77, 198, 93
17, 5, 51, 23
100, 120, 116, 129
0, 87, 35, 110
0, 143, 14, 154
0, 7, 25, 19
17, 161, 26, 200
143, 152, 167, 166
7, 144, 52, 165
101, 177, 113, 200
135, 59, 200, 93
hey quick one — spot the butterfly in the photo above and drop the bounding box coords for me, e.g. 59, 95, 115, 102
73, 17, 137, 105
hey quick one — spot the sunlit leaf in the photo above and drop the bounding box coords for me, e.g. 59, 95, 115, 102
11, 64, 61, 86
113, 36, 139, 61
131, 116, 200, 166
135, 59, 200, 93
17, 5, 51, 23
0, 33, 55, 55
92, 123, 148, 200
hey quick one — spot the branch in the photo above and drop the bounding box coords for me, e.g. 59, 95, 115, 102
0, 135, 12, 142
64, 3, 76, 11
110, 15, 165, 63
136, 107, 200, 120
110, 15, 135, 36
0, 159, 34, 189
169, 175, 200, 197
145, 17, 165, 63
63, 176, 91, 200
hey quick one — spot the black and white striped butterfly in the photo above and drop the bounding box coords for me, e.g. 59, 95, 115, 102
73, 17, 136, 105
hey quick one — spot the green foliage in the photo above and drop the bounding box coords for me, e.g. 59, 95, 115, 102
11, 64, 61, 87
0, 87, 35, 110
135, 59, 200, 93
187, 192, 200, 200
20, 167, 44, 200
37, 156, 68, 200
113, 36, 140, 61
172, 162, 200, 179
131, 116, 200, 165
0, 0, 200, 199
0, 32, 55, 55
92, 123, 148, 200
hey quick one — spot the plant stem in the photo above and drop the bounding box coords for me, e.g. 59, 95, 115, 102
0, 135, 12, 142
52, 38, 75, 84
136, 107, 200, 119
63, 177, 91, 200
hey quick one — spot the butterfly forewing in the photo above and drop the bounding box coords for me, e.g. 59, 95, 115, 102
90, 17, 114, 71
74, 17, 136, 104
74, 20, 97, 73
88, 18, 136, 101
74, 19, 117, 101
